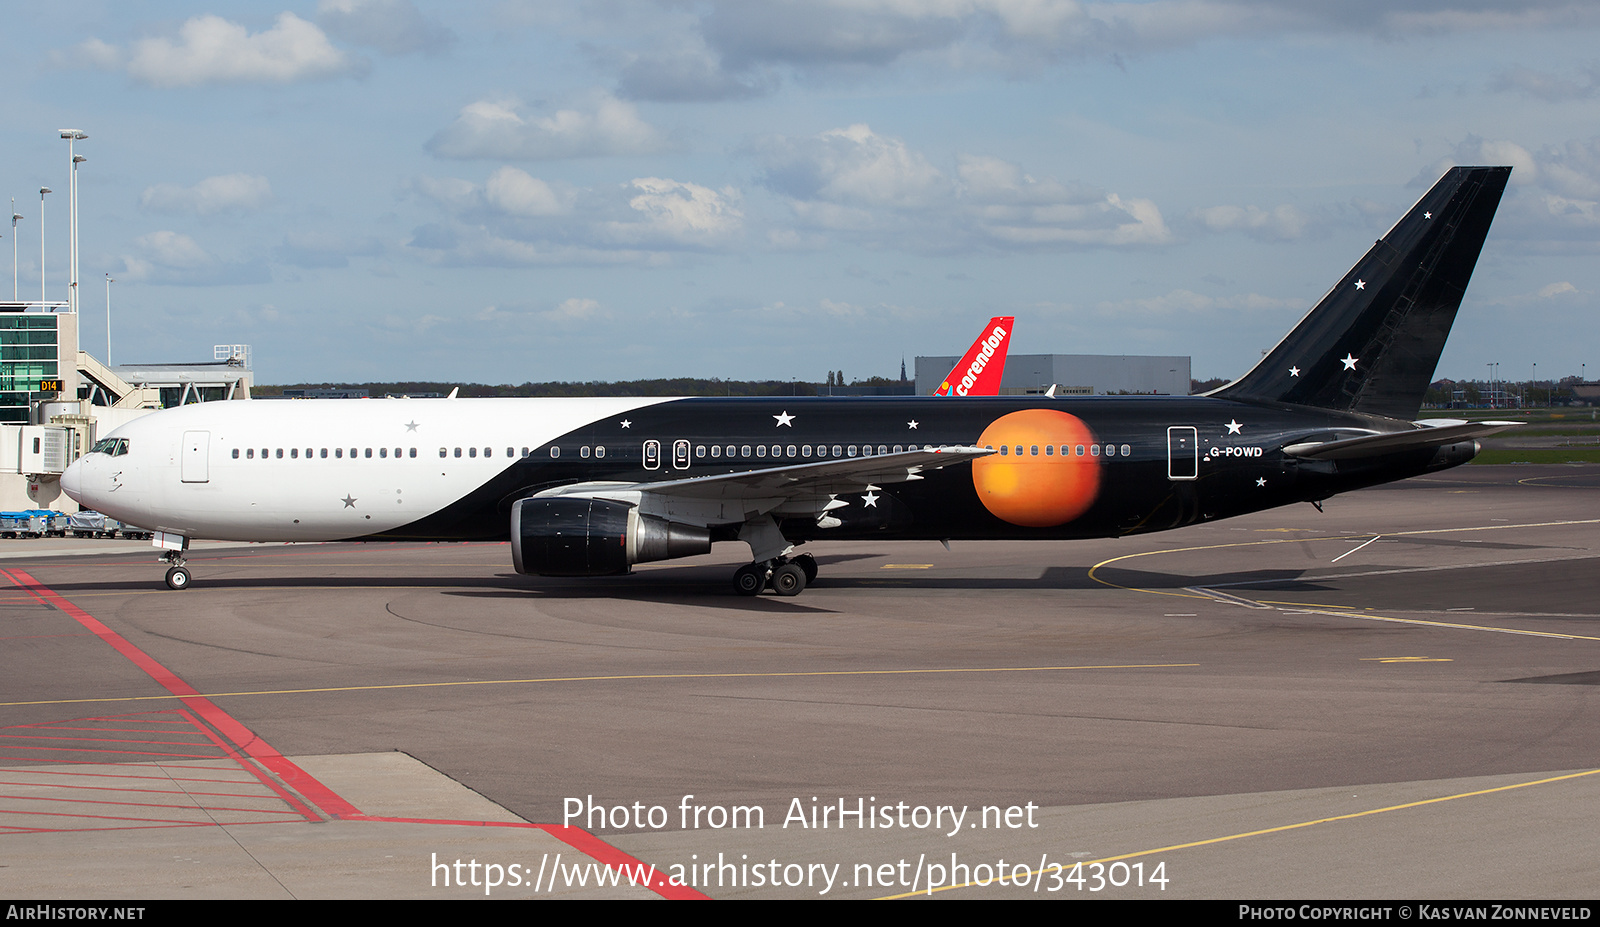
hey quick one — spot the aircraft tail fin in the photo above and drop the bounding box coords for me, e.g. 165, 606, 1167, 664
1213, 166, 1510, 420
934, 316, 1014, 396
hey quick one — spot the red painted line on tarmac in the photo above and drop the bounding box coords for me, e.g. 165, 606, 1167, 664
0, 806, 278, 827
1, 569, 709, 899
0, 733, 216, 747
0, 790, 307, 816
0, 766, 261, 785
0, 777, 297, 801
9, 724, 208, 735
0, 743, 220, 759
0, 568, 358, 821
171, 706, 321, 822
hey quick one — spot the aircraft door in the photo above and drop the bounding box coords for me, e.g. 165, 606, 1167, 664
181, 431, 210, 483
673, 439, 690, 470
643, 439, 661, 470
1167, 426, 1198, 480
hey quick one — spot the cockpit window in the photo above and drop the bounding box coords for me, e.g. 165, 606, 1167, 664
89, 438, 130, 457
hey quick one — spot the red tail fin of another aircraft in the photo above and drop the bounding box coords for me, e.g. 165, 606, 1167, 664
934, 316, 1014, 396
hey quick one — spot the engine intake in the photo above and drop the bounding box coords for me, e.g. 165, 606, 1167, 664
510, 497, 711, 576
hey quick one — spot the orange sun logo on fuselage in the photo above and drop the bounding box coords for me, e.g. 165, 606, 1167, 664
972, 409, 1101, 527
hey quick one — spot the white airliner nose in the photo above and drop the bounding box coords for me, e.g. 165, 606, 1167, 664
61, 458, 86, 505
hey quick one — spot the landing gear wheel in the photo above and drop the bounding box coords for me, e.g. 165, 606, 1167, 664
771, 562, 807, 597
793, 553, 818, 585
165, 566, 192, 590
733, 563, 767, 596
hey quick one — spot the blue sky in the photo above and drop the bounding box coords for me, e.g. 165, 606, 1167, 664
5, 1, 1598, 386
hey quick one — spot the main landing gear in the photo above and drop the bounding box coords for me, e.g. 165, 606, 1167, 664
732, 553, 818, 597
161, 550, 192, 590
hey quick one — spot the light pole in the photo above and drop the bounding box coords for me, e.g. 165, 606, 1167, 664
60, 131, 87, 315
39, 188, 51, 306
10, 198, 19, 300
105, 274, 113, 366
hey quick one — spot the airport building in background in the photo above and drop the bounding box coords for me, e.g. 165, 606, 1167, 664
914, 354, 1191, 397
0, 298, 249, 510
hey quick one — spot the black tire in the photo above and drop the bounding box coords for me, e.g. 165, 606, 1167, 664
772, 562, 806, 597
793, 553, 818, 584
165, 566, 192, 590
733, 564, 766, 596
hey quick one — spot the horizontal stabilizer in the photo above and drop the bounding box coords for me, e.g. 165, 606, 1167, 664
1282, 421, 1519, 461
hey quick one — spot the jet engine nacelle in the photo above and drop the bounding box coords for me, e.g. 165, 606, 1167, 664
510, 496, 712, 576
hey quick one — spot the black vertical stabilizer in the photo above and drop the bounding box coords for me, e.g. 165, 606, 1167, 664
1213, 166, 1510, 420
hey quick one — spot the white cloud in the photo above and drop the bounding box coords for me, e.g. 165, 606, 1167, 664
615, 177, 743, 244
317, 0, 454, 55
1420, 134, 1600, 250
484, 168, 573, 217
628, 1, 1600, 93
427, 95, 667, 160
1190, 203, 1311, 241
406, 170, 740, 259
90, 13, 363, 88
121, 231, 269, 286
1491, 63, 1600, 101
761, 124, 948, 208
542, 297, 610, 323
140, 174, 272, 215
957, 154, 1172, 247
1093, 288, 1301, 318
274, 231, 385, 268
403, 224, 648, 266
135, 231, 214, 269
1537, 281, 1578, 298
759, 126, 1170, 249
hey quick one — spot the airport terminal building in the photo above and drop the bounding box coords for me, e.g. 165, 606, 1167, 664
0, 300, 250, 511
914, 353, 1191, 397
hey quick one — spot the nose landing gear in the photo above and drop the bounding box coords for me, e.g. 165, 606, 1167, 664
160, 548, 192, 590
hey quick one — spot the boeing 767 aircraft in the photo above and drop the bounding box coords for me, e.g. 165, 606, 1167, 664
63, 167, 1515, 596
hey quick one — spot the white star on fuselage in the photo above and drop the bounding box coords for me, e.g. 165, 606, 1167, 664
1424, 212, 1432, 219
1354, 279, 1366, 290
774, 411, 795, 427
1256, 478, 1267, 487
861, 491, 879, 508
1225, 420, 1242, 435
907, 420, 919, 429
1341, 354, 1359, 371
1289, 366, 1300, 377
619, 420, 631, 429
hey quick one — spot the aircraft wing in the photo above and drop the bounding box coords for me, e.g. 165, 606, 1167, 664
1282, 420, 1519, 461
625, 445, 994, 499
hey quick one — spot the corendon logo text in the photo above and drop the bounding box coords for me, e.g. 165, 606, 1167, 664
955, 326, 1009, 396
